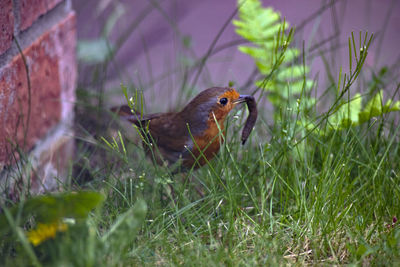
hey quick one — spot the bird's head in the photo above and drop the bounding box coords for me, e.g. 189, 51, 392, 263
180, 87, 250, 135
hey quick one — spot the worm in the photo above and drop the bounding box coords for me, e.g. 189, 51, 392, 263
241, 95, 258, 145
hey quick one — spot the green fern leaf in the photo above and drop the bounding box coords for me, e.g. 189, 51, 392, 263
328, 94, 362, 129
234, 0, 313, 114
358, 90, 400, 124
314, 90, 400, 134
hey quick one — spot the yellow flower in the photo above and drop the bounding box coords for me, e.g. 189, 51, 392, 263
27, 222, 68, 246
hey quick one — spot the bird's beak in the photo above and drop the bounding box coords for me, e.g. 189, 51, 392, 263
233, 95, 251, 104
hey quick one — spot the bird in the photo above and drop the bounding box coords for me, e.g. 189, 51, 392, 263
111, 87, 257, 171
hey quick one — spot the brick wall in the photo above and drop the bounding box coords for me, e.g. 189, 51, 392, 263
0, 0, 76, 196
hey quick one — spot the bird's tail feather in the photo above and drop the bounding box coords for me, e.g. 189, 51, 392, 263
111, 105, 162, 126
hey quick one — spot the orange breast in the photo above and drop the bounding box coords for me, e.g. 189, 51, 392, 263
185, 118, 225, 168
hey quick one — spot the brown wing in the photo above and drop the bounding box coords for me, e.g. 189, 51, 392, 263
146, 114, 190, 165
112, 105, 190, 166
110, 105, 163, 126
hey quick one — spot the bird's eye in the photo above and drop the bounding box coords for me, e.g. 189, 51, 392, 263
219, 97, 228, 106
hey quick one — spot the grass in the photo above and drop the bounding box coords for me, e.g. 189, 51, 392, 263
1, 0, 400, 266
2, 92, 399, 266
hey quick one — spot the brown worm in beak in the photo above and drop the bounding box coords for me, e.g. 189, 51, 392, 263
239, 95, 258, 145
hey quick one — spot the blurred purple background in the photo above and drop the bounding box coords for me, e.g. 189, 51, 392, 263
72, 0, 400, 110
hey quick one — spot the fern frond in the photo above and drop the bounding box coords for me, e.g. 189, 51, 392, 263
306, 90, 400, 134
233, 0, 314, 112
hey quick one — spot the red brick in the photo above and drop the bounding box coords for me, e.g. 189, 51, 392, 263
0, 12, 76, 165
19, 0, 63, 30
0, 43, 61, 165
0, 0, 14, 54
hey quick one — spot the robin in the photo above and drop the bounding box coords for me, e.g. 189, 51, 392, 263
112, 87, 257, 171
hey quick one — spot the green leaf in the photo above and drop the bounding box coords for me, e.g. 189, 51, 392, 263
0, 191, 104, 235
234, 0, 313, 116
358, 90, 400, 124
238, 46, 274, 60
276, 65, 309, 81
329, 93, 362, 128
77, 38, 114, 64
312, 90, 400, 135
101, 199, 147, 253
